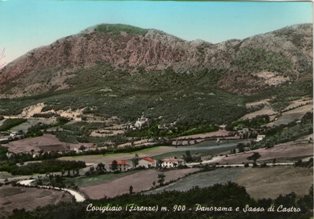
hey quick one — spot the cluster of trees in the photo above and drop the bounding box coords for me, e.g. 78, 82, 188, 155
0, 159, 85, 175
183, 151, 201, 163
0, 118, 26, 131
226, 115, 270, 131
0, 145, 8, 160
85, 163, 106, 176
127, 120, 218, 138
294, 158, 313, 168
247, 152, 261, 165
233, 48, 293, 74
36, 174, 67, 188
25, 123, 51, 138
9, 182, 313, 219
253, 112, 313, 149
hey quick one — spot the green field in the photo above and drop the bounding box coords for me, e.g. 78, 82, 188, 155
64, 170, 141, 187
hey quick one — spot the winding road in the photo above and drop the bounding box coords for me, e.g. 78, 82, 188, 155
17, 179, 86, 202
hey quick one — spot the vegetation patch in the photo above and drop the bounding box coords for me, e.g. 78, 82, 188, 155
94, 24, 148, 36
0, 159, 86, 175
0, 118, 26, 131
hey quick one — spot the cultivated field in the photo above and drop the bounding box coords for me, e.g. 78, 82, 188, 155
59, 140, 240, 166
241, 105, 276, 120
3, 134, 94, 153
268, 103, 313, 126
80, 168, 200, 199
59, 146, 178, 165
146, 168, 242, 194
147, 167, 313, 199
175, 130, 231, 140
0, 185, 73, 218
210, 137, 313, 164
236, 167, 313, 199
9, 117, 56, 133
64, 171, 141, 187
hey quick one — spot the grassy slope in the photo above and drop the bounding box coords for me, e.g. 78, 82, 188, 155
0, 65, 246, 125
0, 63, 311, 128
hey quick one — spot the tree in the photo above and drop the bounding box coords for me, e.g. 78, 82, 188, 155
156, 160, 162, 168
89, 166, 95, 173
111, 160, 118, 171
131, 154, 139, 167
129, 185, 133, 194
79, 145, 86, 151
236, 143, 245, 153
157, 173, 165, 186
247, 152, 261, 165
183, 151, 193, 162
96, 163, 106, 173
75, 168, 79, 176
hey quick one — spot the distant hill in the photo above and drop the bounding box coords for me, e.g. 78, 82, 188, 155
0, 23, 312, 124
0, 23, 312, 97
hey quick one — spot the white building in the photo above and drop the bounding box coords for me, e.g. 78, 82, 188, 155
161, 158, 185, 168
134, 115, 149, 129
137, 157, 156, 168
256, 135, 266, 142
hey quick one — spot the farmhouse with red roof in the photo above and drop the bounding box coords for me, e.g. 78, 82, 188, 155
138, 157, 157, 168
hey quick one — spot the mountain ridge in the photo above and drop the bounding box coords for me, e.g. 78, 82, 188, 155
0, 23, 312, 98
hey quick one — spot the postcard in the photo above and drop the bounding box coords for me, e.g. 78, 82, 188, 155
0, 0, 313, 218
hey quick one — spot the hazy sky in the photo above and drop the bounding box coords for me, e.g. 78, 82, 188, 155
0, 0, 312, 64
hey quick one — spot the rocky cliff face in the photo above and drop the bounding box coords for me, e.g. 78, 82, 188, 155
0, 23, 312, 97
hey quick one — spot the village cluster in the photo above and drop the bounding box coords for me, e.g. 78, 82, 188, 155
107, 156, 186, 172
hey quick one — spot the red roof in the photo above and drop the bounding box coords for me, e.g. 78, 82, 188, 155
142, 157, 155, 163
116, 160, 129, 165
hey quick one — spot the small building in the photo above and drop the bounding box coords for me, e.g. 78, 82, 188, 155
256, 135, 266, 142
110, 160, 130, 172
134, 115, 149, 129
137, 157, 156, 168
161, 158, 185, 168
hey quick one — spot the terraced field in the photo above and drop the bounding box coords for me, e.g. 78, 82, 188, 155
147, 166, 313, 199
80, 168, 200, 199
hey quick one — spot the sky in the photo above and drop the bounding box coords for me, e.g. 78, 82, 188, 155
0, 0, 312, 65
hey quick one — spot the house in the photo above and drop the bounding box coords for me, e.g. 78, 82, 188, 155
9, 131, 25, 140
137, 157, 156, 168
256, 135, 266, 142
134, 115, 149, 129
110, 160, 130, 172
161, 158, 185, 168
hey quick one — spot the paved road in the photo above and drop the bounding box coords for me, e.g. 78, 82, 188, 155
186, 161, 295, 168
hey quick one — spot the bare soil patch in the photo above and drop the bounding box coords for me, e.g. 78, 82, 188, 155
4, 134, 93, 153
268, 103, 313, 126
241, 105, 276, 120
209, 138, 312, 164
0, 185, 73, 218
175, 130, 231, 140
80, 168, 200, 199
148, 167, 313, 200
236, 167, 313, 199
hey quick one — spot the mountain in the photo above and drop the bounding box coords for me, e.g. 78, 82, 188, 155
0, 23, 312, 98
0, 23, 312, 125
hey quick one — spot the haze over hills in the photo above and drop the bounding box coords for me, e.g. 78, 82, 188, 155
0, 23, 312, 97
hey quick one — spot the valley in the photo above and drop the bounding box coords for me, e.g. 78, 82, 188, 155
0, 23, 312, 218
